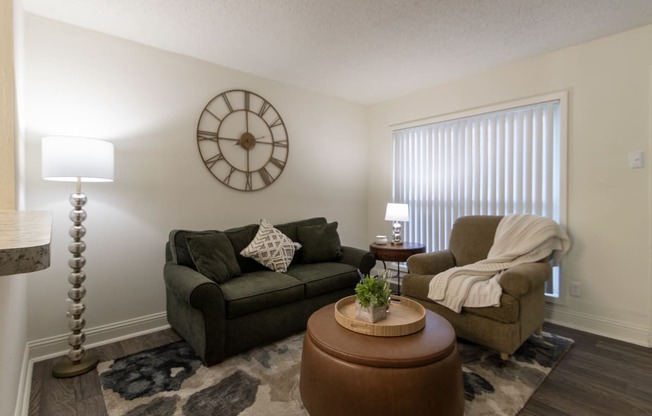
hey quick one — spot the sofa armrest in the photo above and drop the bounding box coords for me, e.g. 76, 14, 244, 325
498, 261, 551, 298
338, 246, 376, 275
406, 250, 456, 275
164, 262, 225, 309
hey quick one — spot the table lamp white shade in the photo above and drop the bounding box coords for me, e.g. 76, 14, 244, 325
385, 203, 409, 222
42, 136, 114, 182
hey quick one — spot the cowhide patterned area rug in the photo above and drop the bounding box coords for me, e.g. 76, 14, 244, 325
98, 331, 573, 416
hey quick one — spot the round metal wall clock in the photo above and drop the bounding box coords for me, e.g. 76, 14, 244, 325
196, 90, 289, 191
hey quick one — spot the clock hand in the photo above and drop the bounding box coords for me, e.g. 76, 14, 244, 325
246, 148, 250, 172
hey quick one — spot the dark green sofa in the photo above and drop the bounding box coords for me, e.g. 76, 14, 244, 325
164, 217, 375, 366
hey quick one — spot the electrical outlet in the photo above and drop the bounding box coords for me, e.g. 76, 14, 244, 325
570, 281, 581, 297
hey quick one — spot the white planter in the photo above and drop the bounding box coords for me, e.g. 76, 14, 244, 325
355, 299, 388, 323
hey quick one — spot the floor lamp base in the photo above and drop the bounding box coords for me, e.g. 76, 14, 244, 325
52, 353, 99, 378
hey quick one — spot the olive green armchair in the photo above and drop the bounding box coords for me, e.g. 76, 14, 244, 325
401, 215, 556, 360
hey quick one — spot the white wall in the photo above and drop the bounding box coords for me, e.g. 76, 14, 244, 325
367, 25, 652, 346
0, 276, 28, 416
19, 12, 652, 363
21, 15, 369, 349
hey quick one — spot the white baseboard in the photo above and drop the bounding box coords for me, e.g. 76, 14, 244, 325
16, 312, 170, 416
27, 311, 169, 362
545, 304, 651, 347
14, 344, 31, 416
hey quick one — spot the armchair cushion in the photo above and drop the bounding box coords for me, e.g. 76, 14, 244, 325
449, 215, 502, 266
186, 232, 241, 283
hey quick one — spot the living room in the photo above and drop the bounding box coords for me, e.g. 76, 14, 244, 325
2, 1, 652, 415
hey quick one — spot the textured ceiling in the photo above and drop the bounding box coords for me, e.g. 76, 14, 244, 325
21, 0, 652, 104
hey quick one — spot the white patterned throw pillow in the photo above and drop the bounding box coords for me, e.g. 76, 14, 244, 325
240, 219, 301, 272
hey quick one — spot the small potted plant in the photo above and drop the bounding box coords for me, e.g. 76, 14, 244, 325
354, 274, 392, 323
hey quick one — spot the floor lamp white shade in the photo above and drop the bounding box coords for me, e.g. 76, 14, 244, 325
41, 136, 114, 378
42, 136, 114, 183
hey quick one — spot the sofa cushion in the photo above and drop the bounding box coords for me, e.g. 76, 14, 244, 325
169, 229, 221, 269
240, 219, 301, 272
223, 224, 266, 273
285, 262, 359, 298
219, 271, 305, 319
186, 233, 241, 283
297, 221, 343, 263
274, 217, 328, 243
275, 217, 328, 264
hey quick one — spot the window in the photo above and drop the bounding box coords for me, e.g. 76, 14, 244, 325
391, 92, 567, 298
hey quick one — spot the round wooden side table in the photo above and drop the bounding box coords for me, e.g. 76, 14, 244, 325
369, 242, 426, 294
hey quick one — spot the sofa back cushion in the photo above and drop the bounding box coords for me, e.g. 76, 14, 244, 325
449, 216, 502, 266
186, 233, 241, 283
223, 224, 266, 273
221, 217, 327, 273
167, 217, 326, 273
168, 217, 331, 275
269, 217, 328, 264
169, 229, 220, 268
296, 221, 343, 263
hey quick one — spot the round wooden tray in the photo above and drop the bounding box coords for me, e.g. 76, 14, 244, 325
334, 295, 426, 337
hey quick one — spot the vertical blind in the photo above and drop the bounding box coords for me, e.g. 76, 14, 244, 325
392, 99, 562, 296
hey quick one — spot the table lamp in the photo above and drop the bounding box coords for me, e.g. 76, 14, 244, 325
385, 203, 409, 245
42, 136, 114, 378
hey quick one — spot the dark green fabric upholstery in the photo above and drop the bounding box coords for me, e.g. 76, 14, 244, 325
276, 217, 327, 264
222, 224, 266, 273
169, 229, 221, 269
297, 221, 343, 263
286, 262, 359, 298
164, 217, 375, 366
220, 271, 305, 319
186, 233, 241, 283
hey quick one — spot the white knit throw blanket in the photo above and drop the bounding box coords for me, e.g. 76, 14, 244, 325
427, 214, 571, 313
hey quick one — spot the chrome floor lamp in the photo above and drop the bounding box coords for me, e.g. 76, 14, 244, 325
42, 136, 114, 378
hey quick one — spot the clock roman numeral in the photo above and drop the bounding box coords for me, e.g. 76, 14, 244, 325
269, 157, 286, 169
259, 167, 273, 185
197, 130, 218, 142
245, 172, 253, 191
270, 117, 284, 128
204, 153, 224, 169
258, 101, 270, 117
222, 94, 233, 112
224, 166, 236, 185
244, 91, 250, 111
202, 109, 222, 122
274, 140, 288, 148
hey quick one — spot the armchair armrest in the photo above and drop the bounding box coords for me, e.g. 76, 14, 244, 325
407, 250, 456, 275
498, 261, 551, 298
338, 245, 376, 275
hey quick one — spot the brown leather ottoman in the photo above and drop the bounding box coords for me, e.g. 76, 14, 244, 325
299, 303, 464, 416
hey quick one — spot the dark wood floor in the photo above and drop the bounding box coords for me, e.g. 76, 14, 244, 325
28, 323, 652, 415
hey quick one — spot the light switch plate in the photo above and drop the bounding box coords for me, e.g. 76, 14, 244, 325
628, 151, 644, 169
